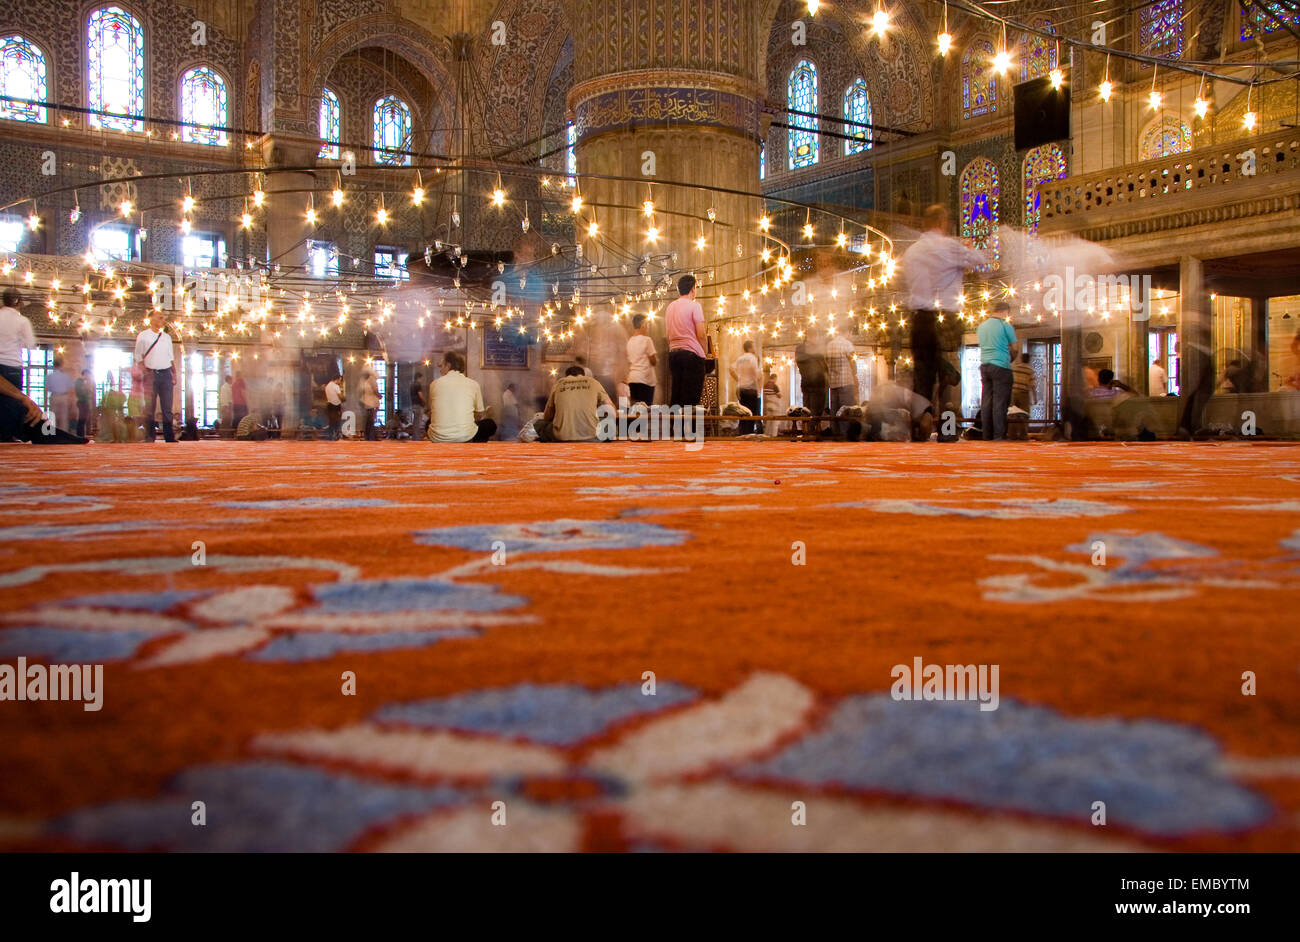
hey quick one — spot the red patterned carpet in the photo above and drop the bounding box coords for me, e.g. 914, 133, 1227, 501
1, 440, 1299, 852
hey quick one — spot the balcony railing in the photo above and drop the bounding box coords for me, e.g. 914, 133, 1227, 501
1039, 131, 1300, 226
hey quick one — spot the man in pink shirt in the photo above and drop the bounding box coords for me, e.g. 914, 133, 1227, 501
665, 274, 707, 408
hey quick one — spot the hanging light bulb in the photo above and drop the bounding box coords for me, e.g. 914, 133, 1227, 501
642, 199, 654, 216
872, 8, 890, 36
1099, 79, 1113, 102
646, 226, 660, 242
938, 31, 952, 56
759, 214, 771, 232
491, 187, 506, 207
587, 219, 599, 237
696, 235, 707, 250
570, 194, 583, 214
376, 205, 390, 226
26, 211, 40, 231
412, 185, 425, 205
1243, 82, 1257, 131
806, 0, 819, 15
802, 222, 814, 240
329, 186, 343, 208
180, 217, 192, 234
182, 194, 195, 214
1148, 89, 1162, 110
1049, 68, 1063, 91
993, 49, 1012, 75
119, 199, 133, 217
305, 205, 317, 225
252, 189, 265, 208
240, 210, 253, 230
1194, 96, 1209, 119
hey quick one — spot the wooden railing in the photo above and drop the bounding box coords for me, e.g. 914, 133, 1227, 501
1039, 131, 1300, 224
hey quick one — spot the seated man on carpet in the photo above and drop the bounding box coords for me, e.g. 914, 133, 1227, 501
535, 364, 614, 442
427, 350, 497, 443
864, 374, 935, 442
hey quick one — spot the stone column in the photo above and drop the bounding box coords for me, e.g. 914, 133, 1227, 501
258, 136, 320, 272
1129, 306, 1150, 395
568, 0, 766, 391
1250, 296, 1269, 393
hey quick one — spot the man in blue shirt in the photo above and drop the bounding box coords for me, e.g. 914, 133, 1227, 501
976, 301, 1018, 441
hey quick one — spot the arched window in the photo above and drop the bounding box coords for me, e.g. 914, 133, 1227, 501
787, 59, 818, 169
962, 41, 996, 120
373, 95, 411, 166
1241, 0, 1298, 41
960, 157, 999, 271
318, 88, 340, 159
1022, 143, 1067, 234
1138, 115, 1192, 160
843, 79, 872, 155
0, 36, 47, 123
88, 6, 144, 132
760, 144, 765, 180
1140, 1, 1184, 59
1021, 21, 1058, 81
180, 67, 226, 146
566, 120, 576, 186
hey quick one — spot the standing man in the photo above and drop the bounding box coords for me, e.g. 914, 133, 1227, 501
825, 331, 858, 436
795, 331, 829, 435
1149, 357, 1168, 397
666, 274, 706, 410
426, 351, 496, 443
218, 374, 233, 431
324, 372, 343, 440
900, 205, 988, 412
626, 314, 658, 407
976, 302, 1018, 441
134, 310, 178, 443
729, 339, 762, 433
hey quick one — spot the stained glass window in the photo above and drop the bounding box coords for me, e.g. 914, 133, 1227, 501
373, 96, 412, 166
962, 41, 996, 120
1140, 1, 1184, 59
1241, 0, 1298, 40
1138, 116, 1192, 160
960, 157, 999, 271
181, 67, 227, 146
319, 88, 340, 159
566, 121, 576, 186
88, 7, 144, 133
1021, 21, 1058, 81
787, 60, 818, 169
0, 36, 47, 123
1022, 143, 1067, 234
760, 144, 765, 180
843, 79, 872, 155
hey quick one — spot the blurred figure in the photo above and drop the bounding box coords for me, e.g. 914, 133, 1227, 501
359, 368, 380, 440
976, 302, 1018, 441
218, 374, 233, 431
46, 354, 75, 431
625, 314, 658, 407
1149, 358, 1169, 397
764, 368, 784, 437
500, 382, 520, 440
231, 371, 248, 426
97, 373, 128, 443
796, 331, 829, 435
729, 339, 762, 434
900, 205, 988, 411
1012, 351, 1037, 413
826, 332, 857, 436
270, 381, 286, 429
409, 371, 427, 438
74, 369, 94, 437
867, 374, 935, 441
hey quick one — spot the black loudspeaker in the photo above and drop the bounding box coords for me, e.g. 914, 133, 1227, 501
1014, 75, 1070, 151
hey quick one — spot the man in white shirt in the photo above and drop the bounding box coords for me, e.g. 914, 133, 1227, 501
324, 373, 343, 440
0, 288, 36, 383
728, 339, 762, 433
900, 205, 988, 413
825, 333, 857, 436
1149, 359, 1169, 396
134, 310, 178, 443
427, 350, 496, 443
625, 314, 658, 406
